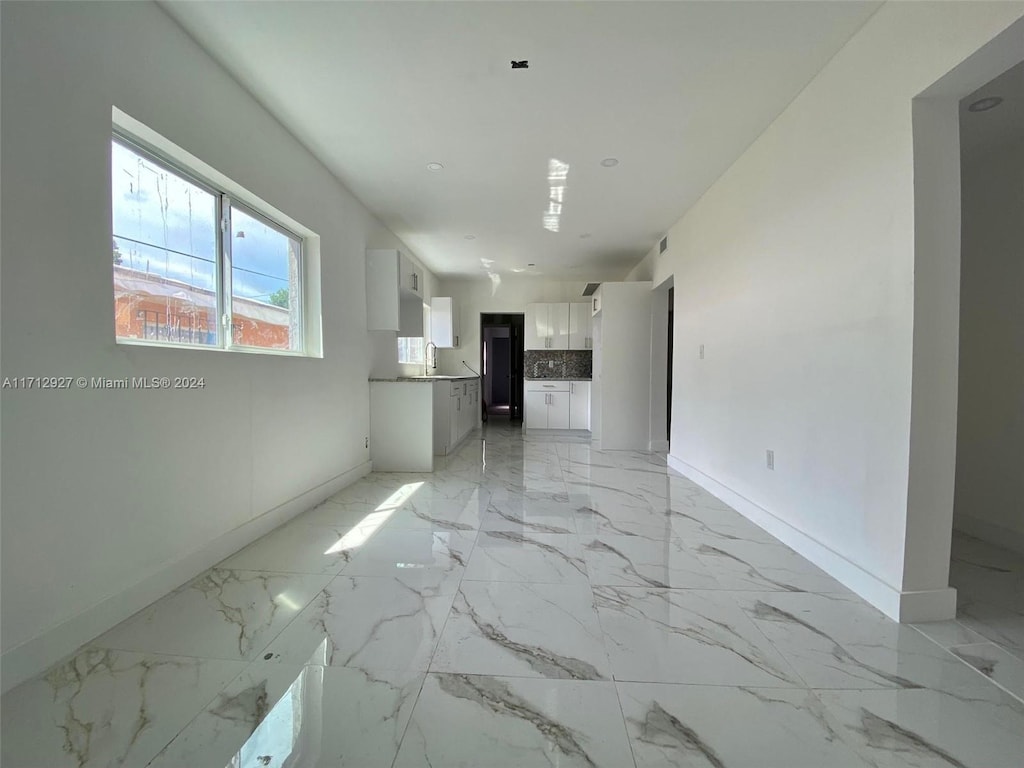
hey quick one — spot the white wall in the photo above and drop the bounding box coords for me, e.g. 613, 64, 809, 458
953, 124, 1024, 553
0, 1, 428, 689
625, 1, 1024, 620
435, 275, 615, 375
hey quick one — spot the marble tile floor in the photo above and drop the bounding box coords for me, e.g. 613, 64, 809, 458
4, 421, 1024, 767
912, 531, 1024, 707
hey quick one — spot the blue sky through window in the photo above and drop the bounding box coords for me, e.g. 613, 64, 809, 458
112, 140, 295, 304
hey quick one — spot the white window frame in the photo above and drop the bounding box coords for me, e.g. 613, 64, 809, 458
112, 120, 319, 358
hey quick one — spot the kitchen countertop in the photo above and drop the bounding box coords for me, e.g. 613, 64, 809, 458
525, 377, 592, 382
369, 375, 479, 383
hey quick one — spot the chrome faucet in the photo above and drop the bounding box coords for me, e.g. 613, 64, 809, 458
425, 341, 437, 376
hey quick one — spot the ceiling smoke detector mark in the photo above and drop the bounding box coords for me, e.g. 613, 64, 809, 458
511, 60, 529, 70
580, 233, 591, 239
968, 96, 1003, 112
600, 157, 619, 167
464, 234, 476, 240
426, 162, 444, 171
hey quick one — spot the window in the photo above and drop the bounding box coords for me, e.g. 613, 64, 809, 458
112, 133, 306, 354
397, 302, 430, 365
398, 337, 425, 365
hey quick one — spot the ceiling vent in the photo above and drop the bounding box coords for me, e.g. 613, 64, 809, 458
582, 283, 601, 297
659, 236, 669, 254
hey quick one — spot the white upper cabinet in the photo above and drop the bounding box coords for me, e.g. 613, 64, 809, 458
525, 302, 574, 350
398, 252, 423, 297
430, 296, 460, 348
569, 380, 591, 430
568, 302, 593, 350
366, 249, 424, 331
550, 302, 570, 349
525, 303, 549, 350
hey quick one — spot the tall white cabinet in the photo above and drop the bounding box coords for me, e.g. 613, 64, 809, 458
591, 282, 653, 449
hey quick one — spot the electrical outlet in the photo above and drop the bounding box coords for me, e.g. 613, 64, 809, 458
766, 449, 774, 470
365, 436, 369, 449
699, 344, 705, 360
548, 360, 554, 368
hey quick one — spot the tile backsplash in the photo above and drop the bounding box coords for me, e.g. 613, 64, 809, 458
524, 350, 592, 379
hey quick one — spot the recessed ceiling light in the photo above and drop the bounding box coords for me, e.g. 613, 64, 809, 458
464, 234, 476, 240
968, 96, 1003, 112
600, 158, 619, 167
579, 233, 591, 239
426, 162, 444, 171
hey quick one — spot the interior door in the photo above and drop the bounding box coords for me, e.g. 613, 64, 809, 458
492, 337, 511, 405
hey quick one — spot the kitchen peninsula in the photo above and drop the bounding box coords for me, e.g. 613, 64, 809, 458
368, 375, 480, 471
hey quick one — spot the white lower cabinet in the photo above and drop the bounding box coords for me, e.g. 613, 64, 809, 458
547, 391, 571, 429
449, 394, 461, 449
569, 381, 591, 430
525, 380, 589, 430
434, 378, 480, 455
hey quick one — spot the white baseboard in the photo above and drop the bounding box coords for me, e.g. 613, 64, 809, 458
667, 455, 956, 624
954, 514, 1024, 558
1, 461, 371, 694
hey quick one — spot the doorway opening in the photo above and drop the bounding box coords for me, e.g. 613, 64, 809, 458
905, 14, 1023, 627
667, 285, 674, 445
940, 59, 1024, 659
481, 313, 525, 421
648, 277, 674, 452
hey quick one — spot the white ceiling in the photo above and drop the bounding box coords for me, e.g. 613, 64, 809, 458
961, 60, 1024, 159
161, 1, 882, 279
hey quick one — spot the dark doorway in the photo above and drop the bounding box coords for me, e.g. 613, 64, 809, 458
481, 313, 525, 421
667, 286, 674, 443
491, 337, 511, 406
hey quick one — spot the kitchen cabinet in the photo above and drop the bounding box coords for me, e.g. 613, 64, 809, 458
449, 394, 461, 451
525, 303, 571, 350
430, 296, 460, 348
398, 252, 423, 297
524, 304, 547, 350
371, 377, 480, 469
525, 380, 588, 430
525, 391, 549, 429
569, 380, 590, 430
590, 281, 654, 449
434, 378, 480, 455
569, 303, 593, 350
366, 249, 423, 331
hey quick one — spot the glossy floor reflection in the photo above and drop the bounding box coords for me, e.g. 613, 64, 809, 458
3, 421, 1023, 767
913, 531, 1024, 706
